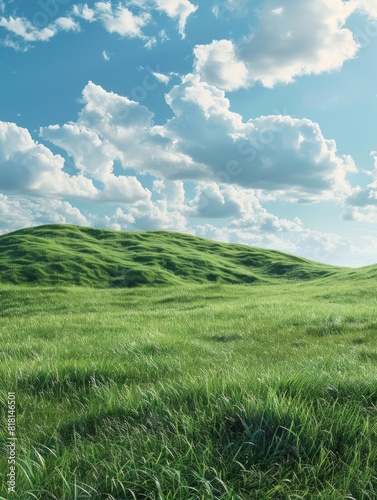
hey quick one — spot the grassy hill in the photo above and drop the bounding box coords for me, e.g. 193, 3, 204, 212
0, 224, 343, 287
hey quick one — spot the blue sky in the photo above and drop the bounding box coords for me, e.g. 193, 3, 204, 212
1, 0, 377, 266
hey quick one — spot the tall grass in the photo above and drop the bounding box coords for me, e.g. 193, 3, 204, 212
0, 281, 376, 498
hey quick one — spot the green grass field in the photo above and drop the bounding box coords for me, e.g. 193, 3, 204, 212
0, 226, 376, 499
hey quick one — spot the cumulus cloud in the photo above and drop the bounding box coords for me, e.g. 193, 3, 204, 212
87, 2, 150, 38
41, 78, 356, 203
294, 230, 353, 264
0, 121, 97, 198
72, 4, 96, 22
164, 75, 356, 199
41, 81, 208, 181
342, 205, 377, 223
355, 0, 377, 18
104, 201, 187, 231
0, 194, 88, 234
187, 183, 247, 218
184, 183, 298, 231
194, 40, 249, 91
40, 122, 151, 204
152, 179, 185, 208
0, 117, 367, 267
152, 0, 197, 37
41, 122, 119, 179
195, 0, 360, 90
343, 153, 377, 221
1, 0, 197, 49
73, 0, 197, 40
129, 0, 197, 37
152, 71, 170, 84
0, 15, 79, 48
0, 120, 152, 205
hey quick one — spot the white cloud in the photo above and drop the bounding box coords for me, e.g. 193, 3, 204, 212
193, 223, 230, 242
144, 36, 157, 49
152, 0, 197, 38
294, 230, 353, 264
152, 71, 170, 84
188, 183, 246, 218
196, 0, 359, 90
72, 4, 96, 22
105, 202, 187, 231
40, 122, 151, 204
0, 194, 88, 234
212, 0, 250, 19
159, 28, 169, 42
0, 120, 151, 205
344, 153, 377, 220
91, 2, 150, 38
153, 179, 185, 208
41, 81, 208, 182
41, 122, 119, 179
342, 205, 377, 223
187, 183, 304, 237
102, 49, 110, 61
0, 121, 97, 198
232, 230, 298, 254
355, 0, 377, 18
41, 79, 356, 203
0, 15, 79, 46
0, 0, 197, 49
54, 17, 80, 31
72, 0, 197, 41
230, 211, 303, 234
129, 0, 197, 38
194, 40, 249, 91
164, 75, 356, 199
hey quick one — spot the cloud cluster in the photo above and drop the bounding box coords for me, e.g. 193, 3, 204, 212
0, 194, 88, 235
164, 75, 356, 199
105, 201, 187, 232
39, 78, 356, 203
0, 0, 197, 49
212, 0, 250, 19
72, 2, 150, 39
0, 120, 151, 204
343, 153, 377, 222
0, 121, 96, 198
195, 0, 360, 90
129, 0, 198, 38
41, 81, 207, 183
0, 14, 79, 50
355, 0, 377, 18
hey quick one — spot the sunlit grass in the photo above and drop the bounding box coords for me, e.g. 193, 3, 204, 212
0, 281, 376, 498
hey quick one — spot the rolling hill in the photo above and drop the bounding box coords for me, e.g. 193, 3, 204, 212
0, 224, 348, 287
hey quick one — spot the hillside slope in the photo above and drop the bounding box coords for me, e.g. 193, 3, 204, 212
0, 224, 344, 287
